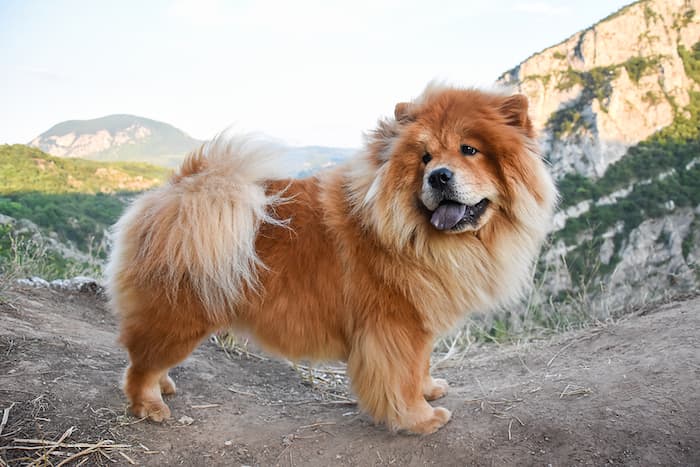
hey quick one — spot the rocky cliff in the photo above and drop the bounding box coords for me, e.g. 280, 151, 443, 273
500, 0, 699, 178
499, 0, 700, 314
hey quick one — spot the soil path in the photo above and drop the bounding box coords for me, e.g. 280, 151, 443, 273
0, 285, 698, 466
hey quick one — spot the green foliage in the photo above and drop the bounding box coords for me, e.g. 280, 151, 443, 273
562, 233, 625, 294
557, 173, 601, 207
0, 192, 126, 254
549, 65, 620, 137
642, 90, 662, 105
0, 144, 168, 195
548, 105, 592, 139
682, 218, 698, 260
623, 56, 660, 83
656, 230, 672, 248
553, 41, 700, 288
678, 43, 700, 84
587, 67, 619, 105
555, 68, 582, 91
673, 8, 695, 30
555, 66, 618, 100
523, 74, 552, 87
558, 89, 700, 211
557, 156, 700, 245
556, 162, 700, 287
0, 223, 99, 281
0, 145, 167, 253
643, 5, 659, 24
553, 51, 566, 60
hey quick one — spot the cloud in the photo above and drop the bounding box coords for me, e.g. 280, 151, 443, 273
168, 0, 232, 26
512, 2, 570, 16
15, 66, 67, 82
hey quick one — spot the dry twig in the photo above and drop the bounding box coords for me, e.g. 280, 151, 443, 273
559, 384, 593, 398
191, 403, 220, 409
0, 403, 15, 437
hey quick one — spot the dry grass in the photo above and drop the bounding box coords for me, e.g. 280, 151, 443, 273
433, 244, 624, 360
559, 384, 593, 398
210, 333, 268, 361
465, 396, 526, 442
213, 332, 356, 406
0, 425, 140, 466
0, 225, 103, 299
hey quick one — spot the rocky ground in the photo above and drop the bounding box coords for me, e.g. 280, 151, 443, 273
0, 284, 698, 466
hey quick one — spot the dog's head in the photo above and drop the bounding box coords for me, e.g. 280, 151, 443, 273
355, 85, 553, 248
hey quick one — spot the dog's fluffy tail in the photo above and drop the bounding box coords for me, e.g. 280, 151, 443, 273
106, 133, 287, 319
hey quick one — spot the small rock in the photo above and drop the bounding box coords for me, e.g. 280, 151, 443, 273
178, 415, 194, 425
17, 277, 50, 288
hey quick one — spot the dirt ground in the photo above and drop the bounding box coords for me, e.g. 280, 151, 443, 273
0, 284, 698, 466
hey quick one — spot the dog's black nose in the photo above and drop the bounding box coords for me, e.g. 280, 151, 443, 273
428, 168, 453, 189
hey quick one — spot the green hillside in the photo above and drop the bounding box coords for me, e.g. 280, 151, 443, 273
1, 144, 168, 194
0, 145, 168, 258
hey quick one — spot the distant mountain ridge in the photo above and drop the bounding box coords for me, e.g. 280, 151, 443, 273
29, 114, 357, 175
29, 114, 203, 167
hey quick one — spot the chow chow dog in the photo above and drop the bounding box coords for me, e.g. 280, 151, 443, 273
106, 84, 556, 434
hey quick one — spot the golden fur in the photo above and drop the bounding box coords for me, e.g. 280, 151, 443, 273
106, 85, 557, 434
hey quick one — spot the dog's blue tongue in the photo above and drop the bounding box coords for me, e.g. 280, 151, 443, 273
430, 202, 466, 230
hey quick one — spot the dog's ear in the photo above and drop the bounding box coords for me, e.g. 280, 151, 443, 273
500, 94, 534, 136
394, 102, 416, 123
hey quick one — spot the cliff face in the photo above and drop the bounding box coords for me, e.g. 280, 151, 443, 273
500, 0, 699, 179
31, 123, 153, 159
497, 0, 700, 313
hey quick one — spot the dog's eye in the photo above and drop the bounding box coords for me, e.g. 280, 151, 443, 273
460, 144, 478, 156
422, 152, 432, 164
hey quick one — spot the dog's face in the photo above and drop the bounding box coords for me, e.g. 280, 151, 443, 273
414, 125, 501, 233
373, 87, 538, 237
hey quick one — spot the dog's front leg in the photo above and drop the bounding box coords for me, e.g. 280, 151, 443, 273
347, 325, 451, 434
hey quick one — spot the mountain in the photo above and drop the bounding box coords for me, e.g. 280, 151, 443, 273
284, 146, 357, 177
10, 0, 699, 310
499, 0, 698, 178
29, 114, 203, 167
498, 0, 700, 314
29, 114, 356, 174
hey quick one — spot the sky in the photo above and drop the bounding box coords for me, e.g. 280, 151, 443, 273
0, 0, 632, 149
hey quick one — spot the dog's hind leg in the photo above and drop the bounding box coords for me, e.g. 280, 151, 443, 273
347, 324, 451, 434
423, 350, 449, 401
119, 306, 212, 422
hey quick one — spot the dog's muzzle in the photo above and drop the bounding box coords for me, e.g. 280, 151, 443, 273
423, 168, 490, 231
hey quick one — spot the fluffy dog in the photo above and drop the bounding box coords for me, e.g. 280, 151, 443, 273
106, 84, 557, 434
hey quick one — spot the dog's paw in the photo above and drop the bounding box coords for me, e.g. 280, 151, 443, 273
159, 375, 177, 396
424, 377, 449, 401
131, 399, 172, 422
407, 407, 452, 434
